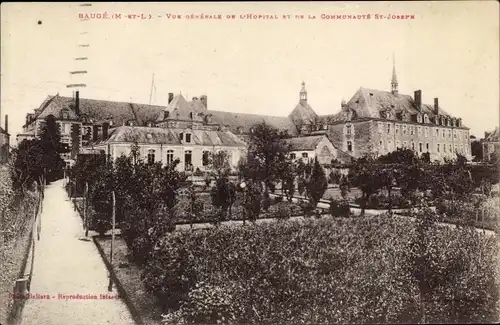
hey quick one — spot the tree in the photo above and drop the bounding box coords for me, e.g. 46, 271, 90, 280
38, 114, 66, 182
246, 122, 290, 197
471, 140, 483, 162
305, 158, 328, 209
10, 139, 45, 192
210, 177, 236, 224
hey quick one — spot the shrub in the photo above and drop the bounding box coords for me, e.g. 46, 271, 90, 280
162, 282, 236, 324
193, 168, 203, 177
329, 198, 350, 217
273, 195, 283, 204
272, 201, 292, 220
144, 217, 499, 324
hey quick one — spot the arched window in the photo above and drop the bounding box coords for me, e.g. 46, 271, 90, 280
423, 114, 429, 124
147, 149, 155, 164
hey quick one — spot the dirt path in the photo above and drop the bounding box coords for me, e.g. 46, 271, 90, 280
20, 180, 135, 325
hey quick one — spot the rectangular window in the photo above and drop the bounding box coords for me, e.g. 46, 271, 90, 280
378, 122, 383, 134
419, 143, 422, 152
426, 143, 429, 151
412, 142, 415, 150
410, 127, 414, 135
448, 130, 451, 139
302, 152, 309, 159
202, 151, 210, 166
184, 150, 192, 170
403, 141, 408, 148
436, 129, 439, 137
418, 127, 422, 136
444, 144, 447, 153
449, 144, 452, 152
388, 140, 393, 152
166, 150, 174, 164
290, 153, 296, 159
387, 123, 391, 134
453, 131, 456, 139
437, 144, 440, 152
403, 125, 407, 134
347, 141, 352, 152
425, 127, 428, 137
442, 129, 445, 138
147, 149, 155, 164
185, 133, 191, 143
179, 133, 184, 141
395, 125, 399, 134
346, 125, 352, 135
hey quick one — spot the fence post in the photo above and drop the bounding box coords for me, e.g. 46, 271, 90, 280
84, 182, 89, 237
108, 191, 116, 292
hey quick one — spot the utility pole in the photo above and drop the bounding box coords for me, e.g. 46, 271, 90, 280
108, 191, 116, 292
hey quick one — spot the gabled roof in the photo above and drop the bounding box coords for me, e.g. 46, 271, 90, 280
91, 126, 246, 148
282, 135, 326, 151
320, 87, 457, 125
484, 127, 500, 142
208, 110, 298, 136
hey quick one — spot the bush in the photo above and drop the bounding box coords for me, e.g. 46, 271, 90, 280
273, 195, 283, 204
354, 192, 411, 209
272, 201, 292, 220
162, 282, 236, 324
144, 217, 499, 324
329, 198, 350, 217
193, 168, 203, 177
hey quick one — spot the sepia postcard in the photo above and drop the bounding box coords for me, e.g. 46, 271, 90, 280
1, 1, 499, 325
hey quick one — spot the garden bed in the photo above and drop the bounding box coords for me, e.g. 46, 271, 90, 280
142, 216, 499, 324
95, 236, 163, 325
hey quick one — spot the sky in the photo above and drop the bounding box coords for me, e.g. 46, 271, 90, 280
1, 1, 499, 141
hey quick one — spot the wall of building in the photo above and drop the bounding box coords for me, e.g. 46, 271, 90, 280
482, 141, 500, 161
104, 142, 245, 172
328, 119, 471, 161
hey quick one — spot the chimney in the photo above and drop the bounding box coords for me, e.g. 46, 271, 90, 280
4, 114, 8, 134
434, 98, 439, 115
200, 95, 207, 109
102, 122, 110, 140
414, 90, 422, 110
92, 125, 99, 142
75, 91, 80, 116
168, 93, 174, 104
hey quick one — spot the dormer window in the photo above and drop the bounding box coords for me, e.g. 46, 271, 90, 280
185, 133, 192, 143
180, 132, 184, 141
423, 114, 429, 124
417, 114, 422, 123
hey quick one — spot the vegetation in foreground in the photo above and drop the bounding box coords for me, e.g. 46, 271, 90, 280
143, 206, 498, 324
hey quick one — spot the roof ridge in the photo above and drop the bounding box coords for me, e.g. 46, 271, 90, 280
58, 95, 166, 108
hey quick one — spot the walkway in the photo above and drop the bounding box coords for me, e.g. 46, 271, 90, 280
21, 180, 135, 325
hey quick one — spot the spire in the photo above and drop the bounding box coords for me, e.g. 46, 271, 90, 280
299, 81, 307, 103
391, 53, 398, 95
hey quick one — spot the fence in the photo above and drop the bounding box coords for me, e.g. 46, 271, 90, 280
5, 184, 43, 325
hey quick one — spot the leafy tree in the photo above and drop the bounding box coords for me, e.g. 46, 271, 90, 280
38, 114, 66, 182
246, 122, 290, 197
349, 157, 384, 215
210, 176, 236, 224
242, 181, 261, 222
10, 139, 45, 192
470, 139, 483, 162
305, 158, 327, 208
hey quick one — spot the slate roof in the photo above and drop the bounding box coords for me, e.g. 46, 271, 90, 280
30, 94, 166, 127
92, 126, 246, 147
484, 127, 500, 142
320, 87, 457, 125
282, 135, 326, 151
208, 110, 298, 136
288, 102, 318, 125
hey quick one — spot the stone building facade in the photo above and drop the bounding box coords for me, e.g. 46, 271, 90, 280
0, 115, 9, 164
481, 128, 499, 162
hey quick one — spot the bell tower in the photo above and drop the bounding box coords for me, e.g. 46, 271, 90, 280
299, 81, 307, 104
391, 54, 398, 96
